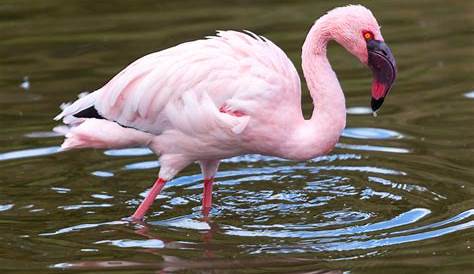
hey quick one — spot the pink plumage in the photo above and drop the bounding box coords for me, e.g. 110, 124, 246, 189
54, 5, 396, 220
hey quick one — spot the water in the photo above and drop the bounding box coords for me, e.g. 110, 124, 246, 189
0, 0, 473, 273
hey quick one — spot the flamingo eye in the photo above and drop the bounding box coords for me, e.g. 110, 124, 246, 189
363, 31, 374, 41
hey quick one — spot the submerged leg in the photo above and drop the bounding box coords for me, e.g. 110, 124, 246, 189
131, 178, 166, 220
199, 160, 220, 216
128, 155, 192, 221
202, 178, 214, 216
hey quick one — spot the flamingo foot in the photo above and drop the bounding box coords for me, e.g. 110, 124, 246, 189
130, 178, 166, 221
202, 178, 214, 216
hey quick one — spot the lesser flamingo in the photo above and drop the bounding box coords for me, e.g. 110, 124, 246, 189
55, 5, 396, 220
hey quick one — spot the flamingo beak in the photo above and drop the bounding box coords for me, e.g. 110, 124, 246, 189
367, 40, 397, 112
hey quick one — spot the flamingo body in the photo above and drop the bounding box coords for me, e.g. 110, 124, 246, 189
55, 5, 396, 220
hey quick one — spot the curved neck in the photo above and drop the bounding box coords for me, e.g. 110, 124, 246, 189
283, 22, 347, 160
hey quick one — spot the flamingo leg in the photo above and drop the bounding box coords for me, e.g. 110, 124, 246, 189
131, 178, 166, 220
202, 178, 214, 216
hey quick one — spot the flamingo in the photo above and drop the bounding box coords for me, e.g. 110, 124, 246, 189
54, 5, 396, 221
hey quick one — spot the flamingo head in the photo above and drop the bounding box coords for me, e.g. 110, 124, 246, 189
323, 5, 397, 112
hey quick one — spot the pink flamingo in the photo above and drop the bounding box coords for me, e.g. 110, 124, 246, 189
54, 5, 396, 221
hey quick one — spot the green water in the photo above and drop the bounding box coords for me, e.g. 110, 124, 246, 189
0, 0, 473, 273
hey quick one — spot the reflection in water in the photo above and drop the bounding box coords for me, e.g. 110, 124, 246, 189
7, 127, 470, 262
123, 160, 159, 170
0, 146, 60, 161
24, 131, 63, 138
39, 150, 473, 258
336, 143, 411, 154
22, 127, 467, 257
346, 106, 373, 115
53, 218, 345, 273
152, 215, 212, 230
96, 238, 165, 248
223, 208, 431, 238
0, 204, 14, 211
59, 203, 113, 211
104, 148, 152, 157
342, 127, 404, 140
51, 187, 71, 194
40, 221, 127, 236
51, 258, 344, 273
91, 171, 114, 177
464, 91, 474, 99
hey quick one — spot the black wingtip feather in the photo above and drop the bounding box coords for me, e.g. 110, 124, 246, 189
73, 106, 104, 119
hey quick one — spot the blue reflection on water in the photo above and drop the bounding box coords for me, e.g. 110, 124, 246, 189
95, 239, 165, 249
0, 204, 14, 212
224, 208, 431, 238
123, 160, 159, 170
391, 209, 474, 235
464, 91, 474, 98
104, 148, 152, 157
0, 146, 60, 161
336, 143, 411, 154
16, 124, 471, 255
91, 171, 114, 177
323, 220, 474, 252
342, 128, 403, 140
51, 187, 71, 194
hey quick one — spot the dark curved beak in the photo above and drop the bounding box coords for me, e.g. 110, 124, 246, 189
367, 40, 397, 112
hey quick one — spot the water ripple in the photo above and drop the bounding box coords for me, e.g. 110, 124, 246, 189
40, 221, 127, 236
29, 144, 472, 260
24, 131, 63, 138
123, 160, 159, 170
347, 106, 373, 115
0, 204, 14, 212
342, 128, 404, 140
0, 146, 60, 161
223, 208, 431, 238
336, 143, 411, 154
95, 239, 165, 249
464, 90, 474, 99
250, 219, 474, 254
104, 148, 152, 157
91, 171, 114, 177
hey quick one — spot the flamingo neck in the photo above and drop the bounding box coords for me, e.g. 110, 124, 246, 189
284, 21, 346, 160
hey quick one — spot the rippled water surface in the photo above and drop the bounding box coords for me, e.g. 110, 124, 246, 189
0, 0, 473, 273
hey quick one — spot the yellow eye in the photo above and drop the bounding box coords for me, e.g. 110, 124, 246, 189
363, 31, 374, 41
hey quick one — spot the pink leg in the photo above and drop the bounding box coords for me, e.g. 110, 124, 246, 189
202, 178, 214, 216
131, 178, 166, 220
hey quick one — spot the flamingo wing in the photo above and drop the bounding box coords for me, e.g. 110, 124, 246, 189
55, 31, 301, 137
